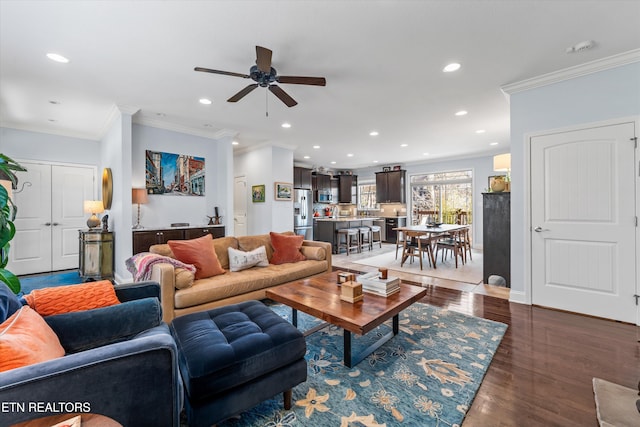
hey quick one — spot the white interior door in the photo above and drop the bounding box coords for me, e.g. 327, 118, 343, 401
10, 163, 52, 274
531, 121, 637, 323
234, 176, 248, 237
51, 166, 94, 270
9, 162, 95, 275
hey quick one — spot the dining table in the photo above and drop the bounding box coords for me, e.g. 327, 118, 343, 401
394, 223, 470, 269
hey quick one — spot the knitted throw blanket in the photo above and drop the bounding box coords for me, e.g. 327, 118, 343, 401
126, 252, 196, 281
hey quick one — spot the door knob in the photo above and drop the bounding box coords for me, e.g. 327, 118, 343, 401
52, 222, 60, 226
44, 222, 51, 226
534, 226, 548, 232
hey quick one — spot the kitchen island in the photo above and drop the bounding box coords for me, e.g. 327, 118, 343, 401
313, 217, 380, 254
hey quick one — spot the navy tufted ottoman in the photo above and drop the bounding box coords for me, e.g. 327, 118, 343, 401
170, 300, 307, 427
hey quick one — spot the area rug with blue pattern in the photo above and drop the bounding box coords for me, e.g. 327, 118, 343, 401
218, 300, 508, 427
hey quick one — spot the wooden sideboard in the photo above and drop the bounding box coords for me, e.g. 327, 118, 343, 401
132, 225, 225, 254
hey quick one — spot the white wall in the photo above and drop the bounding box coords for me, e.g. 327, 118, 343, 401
234, 145, 294, 235
1, 127, 100, 166
131, 124, 233, 229
509, 61, 640, 299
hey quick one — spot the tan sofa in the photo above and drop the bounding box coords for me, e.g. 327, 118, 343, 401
147, 234, 332, 322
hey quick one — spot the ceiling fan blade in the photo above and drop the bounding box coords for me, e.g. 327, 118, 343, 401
269, 85, 298, 107
277, 76, 327, 86
255, 46, 272, 73
194, 67, 250, 79
228, 84, 259, 102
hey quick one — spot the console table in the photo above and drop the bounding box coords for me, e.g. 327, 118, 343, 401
79, 230, 114, 281
132, 225, 225, 254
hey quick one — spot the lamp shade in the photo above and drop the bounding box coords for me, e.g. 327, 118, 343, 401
83, 200, 105, 214
132, 188, 148, 204
493, 153, 511, 171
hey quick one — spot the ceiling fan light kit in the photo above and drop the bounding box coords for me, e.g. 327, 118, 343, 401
195, 45, 326, 108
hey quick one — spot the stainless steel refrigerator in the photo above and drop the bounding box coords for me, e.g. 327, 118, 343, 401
293, 189, 313, 239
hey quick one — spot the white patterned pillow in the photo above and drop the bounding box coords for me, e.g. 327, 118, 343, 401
228, 245, 269, 272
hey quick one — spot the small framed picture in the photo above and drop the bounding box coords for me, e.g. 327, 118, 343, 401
382, 166, 391, 172
393, 165, 402, 171
274, 182, 293, 201
252, 184, 265, 203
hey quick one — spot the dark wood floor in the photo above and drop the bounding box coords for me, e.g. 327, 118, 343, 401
418, 285, 640, 426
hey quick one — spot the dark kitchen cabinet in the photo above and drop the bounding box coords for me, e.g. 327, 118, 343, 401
383, 217, 406, 243
482, 192, 510, 287
312, 173, 332, 202
338, 175, 357, 204
132, 226, 225, 254
376, 170, 406, 203
294, 167, 312, 189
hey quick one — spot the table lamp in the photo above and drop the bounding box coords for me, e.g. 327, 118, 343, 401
132, 188, 148, 229
493, 153, 511, 192
84, 200, 105, 229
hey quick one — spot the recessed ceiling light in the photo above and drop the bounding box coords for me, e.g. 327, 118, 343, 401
490, 142, 499, 146
443, 63, 460, 72
423, 152, 430, 156
476, 129, 486, 134
46, 53, 69, 63
330, 161, 336, 164
400, 144, 408, 147
232, 141, 239, 145
281, 123, 291, 128
373, 160, 379, 163
347, 153, 354, 157
313, 145, 320, 149
303, 155, 311, 159
369, 131, 379, 136
199, 98, 212, 105
455, 110, 467, 116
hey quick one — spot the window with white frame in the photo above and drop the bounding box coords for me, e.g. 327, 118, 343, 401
358, 182, 377, 209
410, 170, 473, 224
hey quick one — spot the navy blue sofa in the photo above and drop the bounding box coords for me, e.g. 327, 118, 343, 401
0, 281, 183, 427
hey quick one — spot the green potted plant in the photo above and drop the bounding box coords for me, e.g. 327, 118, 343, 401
0, 154, 26, 294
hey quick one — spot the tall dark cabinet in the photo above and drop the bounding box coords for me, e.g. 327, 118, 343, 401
482, 192, 510, 287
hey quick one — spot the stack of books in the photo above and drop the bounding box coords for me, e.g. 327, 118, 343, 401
356, 272, 401, 297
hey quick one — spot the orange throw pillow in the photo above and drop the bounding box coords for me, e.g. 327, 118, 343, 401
0, 306, 65, 372
168, 234, 225, 279
270, 232, 307, 265
23, 280, 120, 317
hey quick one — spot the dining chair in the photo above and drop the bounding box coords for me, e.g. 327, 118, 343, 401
435, 229, 465, 268
401, 231, 434, 270
395, 229, 406, 259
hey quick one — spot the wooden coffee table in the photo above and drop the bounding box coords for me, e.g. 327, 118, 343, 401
266, 271, 427, 367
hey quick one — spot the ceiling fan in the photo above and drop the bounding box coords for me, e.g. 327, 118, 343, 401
195, 46, 326, 107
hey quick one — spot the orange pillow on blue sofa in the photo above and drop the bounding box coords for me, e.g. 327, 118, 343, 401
23, 280, 120, 317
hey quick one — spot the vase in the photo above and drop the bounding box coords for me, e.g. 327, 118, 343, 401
491, 177, 506, 192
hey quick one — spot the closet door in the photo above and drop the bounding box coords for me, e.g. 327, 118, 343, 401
9, 163, 95, 275
10, 163, 53, 275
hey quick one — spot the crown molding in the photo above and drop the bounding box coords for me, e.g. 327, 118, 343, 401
233, 139, 297, 156
133, 114, 237, 140
0, 122, 101, 141
501, 49, 640, 97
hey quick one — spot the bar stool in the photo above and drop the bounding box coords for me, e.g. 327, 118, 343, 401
357, 227, 373, 252
370, 225, 383, 249
336, 228, 359, 255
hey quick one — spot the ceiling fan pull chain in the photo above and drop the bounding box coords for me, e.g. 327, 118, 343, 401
265, 89, 269, 117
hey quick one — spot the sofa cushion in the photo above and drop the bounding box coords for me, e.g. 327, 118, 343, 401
212, 236, 239, 270
174, 267, 195, 289
0, 306, 65, 372
300, 245, 326, 261
168, 234, 225, 280
173, 259, 329, 309
149, 243, 175, 258
237, 234, 275, 260
0, 283, 22, 323
45, 297, 163, 354
23, 280, 120, 317
228, 246, 269, 272
269, 232, 306, 265
170, 300, 305, 401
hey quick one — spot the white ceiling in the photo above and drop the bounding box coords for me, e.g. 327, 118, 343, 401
1, 1, 639, 169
